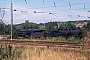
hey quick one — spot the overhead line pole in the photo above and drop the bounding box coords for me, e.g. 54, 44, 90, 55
11, 0, 13, 40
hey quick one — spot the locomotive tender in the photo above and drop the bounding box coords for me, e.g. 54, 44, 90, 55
17, 28, 82, 39
49, 29, 82, 38
17, 29, 45, 38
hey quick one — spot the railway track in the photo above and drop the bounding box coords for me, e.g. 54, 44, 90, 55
0, 40, 82, 48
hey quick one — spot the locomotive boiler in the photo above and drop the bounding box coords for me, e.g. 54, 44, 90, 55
17, 28, 82, 39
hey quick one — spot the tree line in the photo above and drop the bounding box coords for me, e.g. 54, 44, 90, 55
0, 20, 90, 39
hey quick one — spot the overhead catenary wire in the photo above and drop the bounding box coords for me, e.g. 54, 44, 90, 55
0, 0, 89, 25
0, 8, 1, 12
69, 2, 71, 9
84, 3, 85, 10
0, 10, 5, 19
0, 0, 90, 18
25, 0, 27, 4
54, 2, 56, 7
1, 0, 89, 11
43, 0, 44, 3
24, 1, 90, 11
60, 0, 69, 3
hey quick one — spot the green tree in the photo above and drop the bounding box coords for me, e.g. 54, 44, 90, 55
5, 25, 11, 35
66, 21, 75, 29
45, 22, 54, 31
0, 24, 4, 35
16, 20, 31, 29
59, 21, 75, 29
16, 20, 39, 30
23, 20, 30, 29
59, 22, 67, 29
85, 21, 90, 31
81, 21, 90, 37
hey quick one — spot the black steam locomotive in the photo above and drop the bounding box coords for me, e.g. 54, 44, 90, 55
17, 28, 82, 39
17, 29, 45, 38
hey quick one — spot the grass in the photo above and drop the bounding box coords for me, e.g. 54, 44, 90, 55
0, 44, 88, 60
0, 31, 90, 60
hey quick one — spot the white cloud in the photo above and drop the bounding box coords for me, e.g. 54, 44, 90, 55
77, 11, 90, 17
3, 5, 90, 24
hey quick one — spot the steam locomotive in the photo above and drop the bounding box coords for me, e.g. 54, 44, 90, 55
17, 28, 82, 39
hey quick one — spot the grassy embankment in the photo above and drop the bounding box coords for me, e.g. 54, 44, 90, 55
0, 32, 90, 60
0, 44, 87, 60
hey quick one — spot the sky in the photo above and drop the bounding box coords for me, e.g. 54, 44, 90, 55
0, 0, 90, 24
